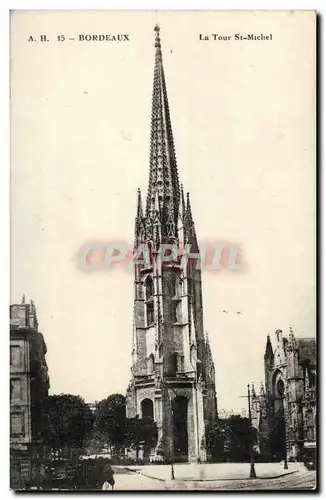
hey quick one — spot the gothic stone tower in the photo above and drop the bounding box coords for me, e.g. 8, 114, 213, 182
126, 26, 217, 463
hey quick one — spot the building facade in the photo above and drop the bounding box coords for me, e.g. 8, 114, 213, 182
251, 328, 316, 461
126, 26, 217, 463
10, 296, 50, 487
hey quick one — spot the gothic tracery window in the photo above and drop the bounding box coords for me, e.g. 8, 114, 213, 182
277, 379, 285, 397
145, 276, 154, 300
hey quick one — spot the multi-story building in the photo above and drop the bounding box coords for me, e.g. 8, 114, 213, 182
126, 26, 217, 463
10, 296, 50, 488
251, 327, 316, 461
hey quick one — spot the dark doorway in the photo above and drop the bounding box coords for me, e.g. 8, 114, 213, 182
172, 396, 188, 462
271, 409, 286, 460
271, 378, 286, 460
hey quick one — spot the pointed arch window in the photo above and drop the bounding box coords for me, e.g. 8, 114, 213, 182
276, 379, 285, 397
145, 276, 154, 300
145, 276, 154, 326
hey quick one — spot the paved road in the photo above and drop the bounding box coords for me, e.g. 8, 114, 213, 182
111, 467, 162, 490
35, 464, 315, 491
111, 465, 316, 491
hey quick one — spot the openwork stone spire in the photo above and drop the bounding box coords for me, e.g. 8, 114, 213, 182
264, 334, 274, 359
134, 188, 144, 245
146, 25, 180, 236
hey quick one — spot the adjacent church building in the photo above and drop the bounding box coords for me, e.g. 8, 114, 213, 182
126, 26, 218, 463
251, 328, 316, 462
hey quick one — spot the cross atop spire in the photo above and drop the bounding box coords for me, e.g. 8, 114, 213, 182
145, 26, 180, 238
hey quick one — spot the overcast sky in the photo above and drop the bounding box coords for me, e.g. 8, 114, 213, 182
11, 10, 315, 412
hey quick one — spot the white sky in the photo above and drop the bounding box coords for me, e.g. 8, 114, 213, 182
10, 10, 316, 412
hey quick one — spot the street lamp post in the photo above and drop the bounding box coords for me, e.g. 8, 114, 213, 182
284, 448, 288, 470
282, 395, 288, 470
170, 404, 175, 480
247, 384, 257, 479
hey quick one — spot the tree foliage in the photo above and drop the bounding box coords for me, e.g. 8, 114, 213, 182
93, 395, 158, 461
205, 416, 251, 462
205, 420, 225, 461
125, 416, 158, 458
93, 394, 126, 454
42, 394, 94, 455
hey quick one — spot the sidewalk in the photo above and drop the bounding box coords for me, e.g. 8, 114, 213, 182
124, 462, 302, 482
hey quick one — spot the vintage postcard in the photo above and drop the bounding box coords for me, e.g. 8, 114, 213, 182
10, 10, 316, 491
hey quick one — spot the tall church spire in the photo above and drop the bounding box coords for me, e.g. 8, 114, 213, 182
127, 28, 217, 463
146, 25, 180, 236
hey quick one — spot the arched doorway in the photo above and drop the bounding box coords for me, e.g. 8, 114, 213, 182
172, 396, 188, 462
141, 398, 154, 419
140, 399, 156, 463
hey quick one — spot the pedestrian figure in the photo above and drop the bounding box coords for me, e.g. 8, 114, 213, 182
102, 464, 115, 490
